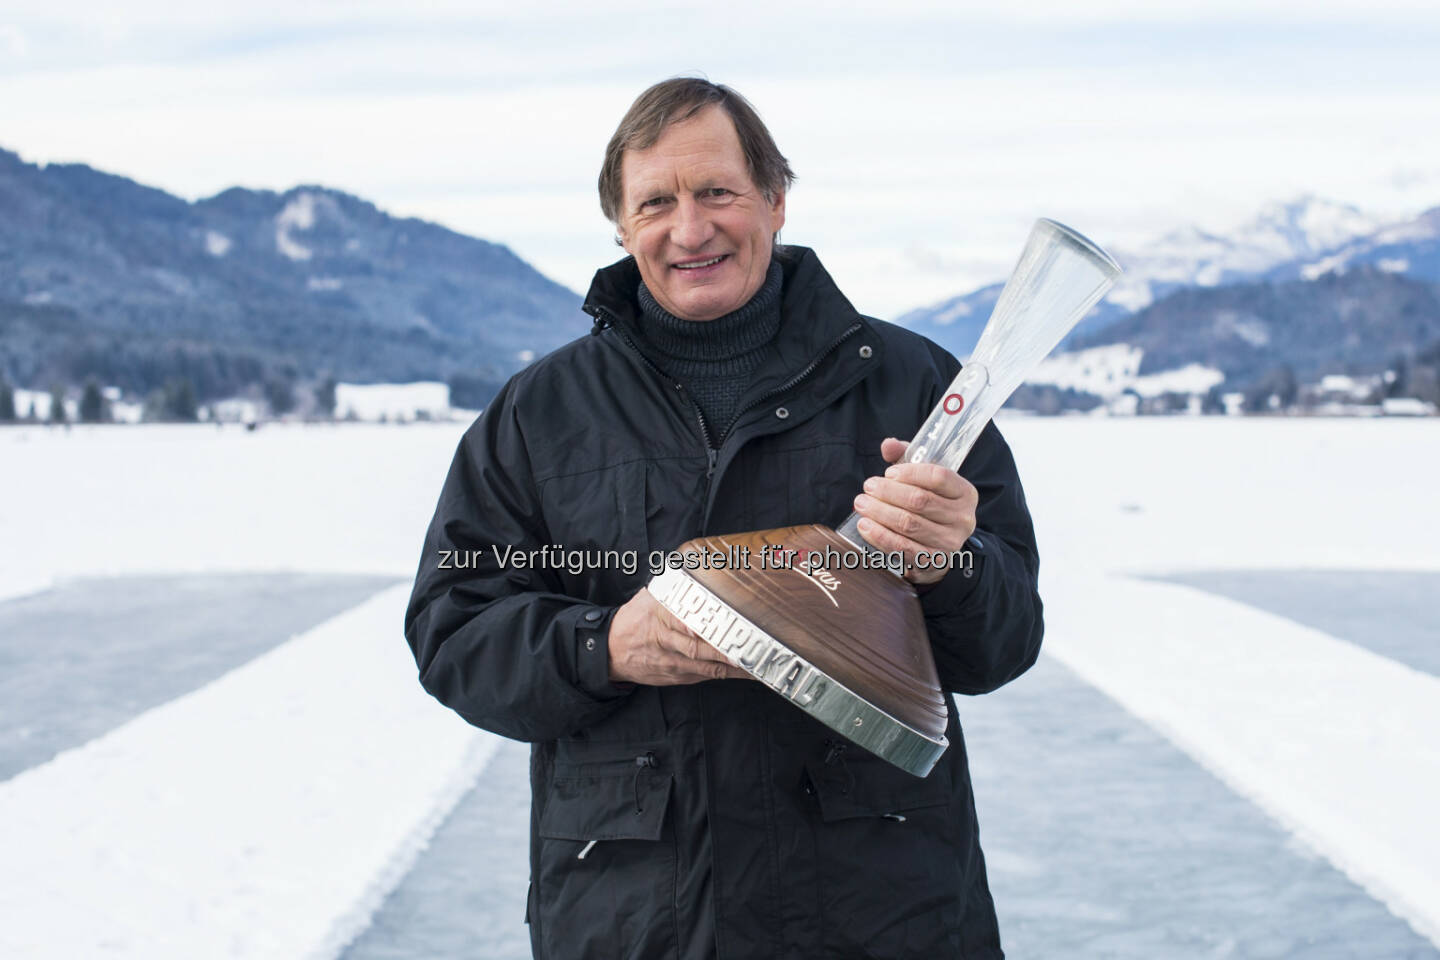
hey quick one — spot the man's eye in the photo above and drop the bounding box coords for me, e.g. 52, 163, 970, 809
641, 197, 669, 209
705, 188, 731, 198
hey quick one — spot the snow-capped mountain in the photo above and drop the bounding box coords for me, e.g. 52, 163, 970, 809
1269, 206, 1440, 285
895, 195, 1440, 408
1111, 195, 1385, 311
898, 196, 1387, 355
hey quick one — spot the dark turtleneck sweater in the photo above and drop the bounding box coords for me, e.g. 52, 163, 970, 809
635, 259, 783, 446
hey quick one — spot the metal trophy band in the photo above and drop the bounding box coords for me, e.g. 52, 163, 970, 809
650, 219, 1122, 777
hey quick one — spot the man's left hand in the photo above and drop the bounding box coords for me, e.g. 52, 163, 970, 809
851, 437, 978, 585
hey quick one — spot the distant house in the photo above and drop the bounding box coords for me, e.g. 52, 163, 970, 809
1380, 397, 1437, 417
334, 382, 452, 423
13, 388, 77, 422
211, 399, 262, 425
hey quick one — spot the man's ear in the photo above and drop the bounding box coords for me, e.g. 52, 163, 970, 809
615, 223, 633, 254
768, 189, 786, 235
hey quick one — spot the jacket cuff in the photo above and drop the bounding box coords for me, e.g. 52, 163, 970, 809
573, 605, 635, 701
917, 532, 989, 616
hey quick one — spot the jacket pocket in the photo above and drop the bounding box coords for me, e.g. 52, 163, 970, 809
804, 749, 950, 823
537, 459, 651, 603
806, 748, 964, 957
533, 742, 677, 960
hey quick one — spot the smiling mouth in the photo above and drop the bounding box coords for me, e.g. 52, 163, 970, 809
673, 255, 728, 270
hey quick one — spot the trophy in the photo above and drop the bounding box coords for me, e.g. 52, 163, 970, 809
649, 219, 1122, 776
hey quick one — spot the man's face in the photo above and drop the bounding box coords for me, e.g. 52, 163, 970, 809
616, 105, 786, 322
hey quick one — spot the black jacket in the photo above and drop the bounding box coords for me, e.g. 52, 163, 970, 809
405, 246, 1044, 959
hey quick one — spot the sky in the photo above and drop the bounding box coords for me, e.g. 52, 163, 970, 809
2, 0, 1438, 317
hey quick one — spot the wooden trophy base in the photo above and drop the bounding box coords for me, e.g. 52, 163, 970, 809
648, 524, 949, 777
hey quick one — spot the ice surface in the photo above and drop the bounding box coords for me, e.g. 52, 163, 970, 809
341, 741, 533, 960
0, 585, 499, 959
965, 656, 1440, 959
1154, 570, 1440, 679
0, 573, 399, 781
1039, 574, 1440, 946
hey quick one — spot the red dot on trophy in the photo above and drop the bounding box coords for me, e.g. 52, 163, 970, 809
943, 393, 965, 415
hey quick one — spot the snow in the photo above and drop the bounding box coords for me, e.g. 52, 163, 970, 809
1027, 344, 1142, 396
1214, 308, 1270, 347
334, 382, 452, 423
1128, 362, 1225, 398
996, 418, 1440, 943
3, 417, 1438, 953
1101, 195, 1382, 314
1104, 280, 1153, 312
275, 192, 319, 262
1301, 252, 1348, 279
933, 298, 974, 325
0, 423, 467, 595
0, 585, 499, 959
1026, 345, 1222, 400
204, 230, 232, 257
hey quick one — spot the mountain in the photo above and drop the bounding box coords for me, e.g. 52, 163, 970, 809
0, 147, 587, 405
1070, 267, 1440, 389
1267, 206, 1440, 286
896, 196, 1386, 360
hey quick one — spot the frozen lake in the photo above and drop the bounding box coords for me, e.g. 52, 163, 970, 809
0, 573, 398, 781
1154, 570, 1440, 678
1, 418, 1436, 958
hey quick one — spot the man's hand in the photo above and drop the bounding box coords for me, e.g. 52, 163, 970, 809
608, 588, 752, 685
851, 437, 978, 585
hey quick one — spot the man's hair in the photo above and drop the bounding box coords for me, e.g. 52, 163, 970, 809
598, 77, 796, 224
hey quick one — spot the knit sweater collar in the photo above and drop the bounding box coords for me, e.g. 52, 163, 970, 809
635, 260, 784, 369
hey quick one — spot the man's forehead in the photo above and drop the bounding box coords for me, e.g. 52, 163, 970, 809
622, 155, 741, 196
620, 110, 749, 197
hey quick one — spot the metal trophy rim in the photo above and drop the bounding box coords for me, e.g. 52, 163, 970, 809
649, 566, 949, 778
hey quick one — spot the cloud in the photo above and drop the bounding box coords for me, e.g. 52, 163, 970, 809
1, 3, 1438, 313
0, 25, 29, 58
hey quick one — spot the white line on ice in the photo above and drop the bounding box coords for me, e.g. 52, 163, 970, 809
1042, 573, 1440, 948
0, 584, 500, 960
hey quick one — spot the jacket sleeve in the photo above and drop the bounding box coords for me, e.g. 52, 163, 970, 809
912, 359, 1045, 695
403, 380, 634, 742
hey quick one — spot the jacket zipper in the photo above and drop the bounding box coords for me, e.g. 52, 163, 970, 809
592, 306, 716, 473
592, 306, 865, 523
694, 320, 863, 525
726, 321, 863, 426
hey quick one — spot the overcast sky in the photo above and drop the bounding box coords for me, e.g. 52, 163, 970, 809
2, 0, 1438, 316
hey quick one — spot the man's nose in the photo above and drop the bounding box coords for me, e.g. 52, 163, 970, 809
670, 197, 715, 250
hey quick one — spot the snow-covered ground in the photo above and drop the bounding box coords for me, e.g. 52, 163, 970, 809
1, 418, 1437, 956
0, 422, 467, 603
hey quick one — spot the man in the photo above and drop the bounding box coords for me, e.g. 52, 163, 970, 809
406, 78, 1043, 959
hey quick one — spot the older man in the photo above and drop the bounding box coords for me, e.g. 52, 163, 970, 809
406, 78, 1043, 959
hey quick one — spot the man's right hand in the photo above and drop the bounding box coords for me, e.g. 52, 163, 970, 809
608, 588, 752, 685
